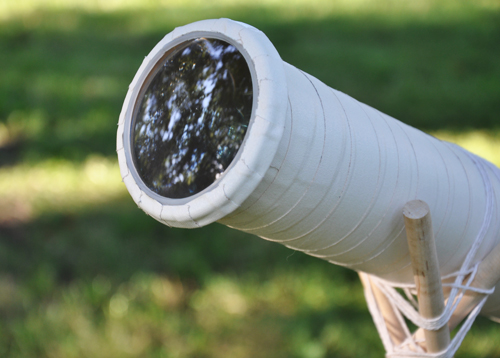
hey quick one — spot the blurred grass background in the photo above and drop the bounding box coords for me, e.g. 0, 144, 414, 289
1, 0, 500, 357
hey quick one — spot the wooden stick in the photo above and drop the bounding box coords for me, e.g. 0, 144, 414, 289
404, 200, 450, 353
359, 272, 407, 346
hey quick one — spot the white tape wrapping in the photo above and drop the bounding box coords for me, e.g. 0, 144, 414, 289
117, 18, 500, 323
220, 63, 500, 284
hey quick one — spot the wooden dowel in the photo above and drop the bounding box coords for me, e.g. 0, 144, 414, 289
359, 272, 407, 346
370, 279, 408, 346
404, 200, 450, 353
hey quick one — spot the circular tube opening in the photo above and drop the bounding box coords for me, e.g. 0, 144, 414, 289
131, 37, 253, 199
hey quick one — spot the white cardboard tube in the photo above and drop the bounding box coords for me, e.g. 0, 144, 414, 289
117, 18, 500, 320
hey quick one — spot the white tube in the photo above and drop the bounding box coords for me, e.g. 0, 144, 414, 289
117, 18, 500, 319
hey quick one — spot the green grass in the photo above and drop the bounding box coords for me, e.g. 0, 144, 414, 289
0, 0, 499, 357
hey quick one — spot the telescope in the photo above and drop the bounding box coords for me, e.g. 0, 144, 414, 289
117, 18, 500, 354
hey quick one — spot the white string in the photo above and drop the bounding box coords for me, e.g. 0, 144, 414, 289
361, 147, 499, 357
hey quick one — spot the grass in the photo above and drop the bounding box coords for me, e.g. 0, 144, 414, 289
0, 0, 499, 357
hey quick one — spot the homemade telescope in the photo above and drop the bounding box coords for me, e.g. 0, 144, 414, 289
117, 18, 500, 330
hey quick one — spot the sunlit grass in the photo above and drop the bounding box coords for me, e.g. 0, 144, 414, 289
2, 267, 497, 358
0, 129, 498, 224
0, 268, 374, 358
432, 130, 500, 167
0, 156, 126, 224
2, 0, 499, 22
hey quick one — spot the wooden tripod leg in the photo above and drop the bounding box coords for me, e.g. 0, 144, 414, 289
403, 200, 450, 353
359, 272, 407, 346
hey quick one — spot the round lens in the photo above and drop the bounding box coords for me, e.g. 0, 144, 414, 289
131, 38, 253, 199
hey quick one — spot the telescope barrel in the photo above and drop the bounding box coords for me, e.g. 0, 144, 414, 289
117, 18, 500, 318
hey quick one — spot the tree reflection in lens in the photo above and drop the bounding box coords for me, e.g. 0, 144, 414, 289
132, 38, 253, 199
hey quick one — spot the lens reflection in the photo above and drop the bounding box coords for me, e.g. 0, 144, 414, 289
132, 38, 253, 199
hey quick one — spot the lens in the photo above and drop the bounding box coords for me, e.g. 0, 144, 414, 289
131, 38, 253, 199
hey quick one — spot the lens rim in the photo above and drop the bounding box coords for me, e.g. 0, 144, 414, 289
117, 19, 288, 227
124, 32, 258, 205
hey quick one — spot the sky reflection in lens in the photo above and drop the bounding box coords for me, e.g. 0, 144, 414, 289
132, 38, 253, 199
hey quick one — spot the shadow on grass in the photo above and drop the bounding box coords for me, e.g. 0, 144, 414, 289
0, 195, 374, 358
0, 194, 361, 285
